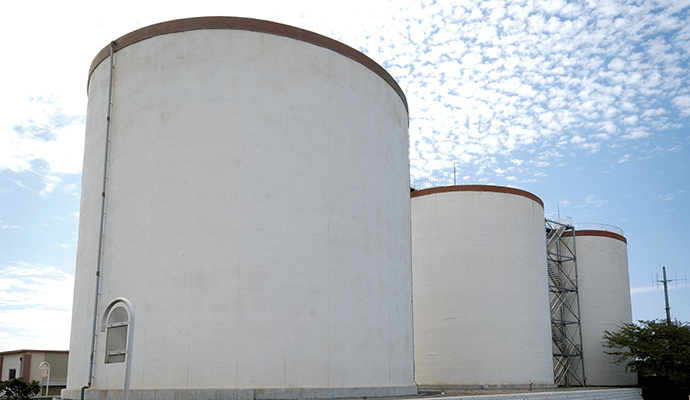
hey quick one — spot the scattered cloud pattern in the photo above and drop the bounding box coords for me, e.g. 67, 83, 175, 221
342, 0, 690, 183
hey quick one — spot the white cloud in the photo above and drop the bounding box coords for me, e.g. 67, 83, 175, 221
672, 95, 690, 117
630, 286, 657, 295
658, 193, 674, 201
0, 264, 74, 351
584, 194, 610, 208
0, 96, 85, 176
641, 108, 666, 119
621, 115, 639, 125
608, 58, 626, 71
631, 285, 687, 295
39, 175, 62, 198
624, 128, 651, 140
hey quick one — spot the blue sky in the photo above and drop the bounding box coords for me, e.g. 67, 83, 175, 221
1, 0, 688, 351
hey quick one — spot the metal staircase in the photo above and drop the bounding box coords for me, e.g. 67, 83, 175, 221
546, 218, 585, 387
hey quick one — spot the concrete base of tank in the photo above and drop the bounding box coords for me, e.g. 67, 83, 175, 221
62, 385, 648, 400
61, 386, 418, 400
418, 383, 557, 391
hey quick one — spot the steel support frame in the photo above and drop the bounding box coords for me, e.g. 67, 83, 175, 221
546, 219, 585, 387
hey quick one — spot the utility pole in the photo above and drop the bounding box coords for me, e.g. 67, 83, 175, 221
654, 266, 686, 323
662, 267, 671, 323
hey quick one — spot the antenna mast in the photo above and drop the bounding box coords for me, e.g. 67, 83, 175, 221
654, 266, 687, 323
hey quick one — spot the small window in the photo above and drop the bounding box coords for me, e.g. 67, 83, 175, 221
9, 369, 16, 379
105, 305, 129, 363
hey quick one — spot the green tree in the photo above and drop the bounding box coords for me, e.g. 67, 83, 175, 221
603, 319, 690, 399
603, 320, 690, 381
0, 378, 42, 400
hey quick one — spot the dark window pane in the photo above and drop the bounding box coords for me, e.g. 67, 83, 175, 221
105, 325, 128, 364
107, 354, 126, 363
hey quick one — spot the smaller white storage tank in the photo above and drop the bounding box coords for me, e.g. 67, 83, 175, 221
563, 226, 637, 386
411, 185, 555, 389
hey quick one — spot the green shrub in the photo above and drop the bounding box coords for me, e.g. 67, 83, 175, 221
0, 378, 42, 400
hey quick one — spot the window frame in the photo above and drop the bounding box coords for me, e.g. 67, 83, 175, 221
100, 298, 135, 366
103, 305, 130, 364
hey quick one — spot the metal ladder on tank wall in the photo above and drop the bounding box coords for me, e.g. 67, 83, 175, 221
546, 218, 586, 387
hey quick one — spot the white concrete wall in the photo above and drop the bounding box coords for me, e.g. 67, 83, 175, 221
411, 187, 554, 387
27, 352, 46, 382
566, 232, 637, 386
1, 353, 21, 380
66, 24, 413, 398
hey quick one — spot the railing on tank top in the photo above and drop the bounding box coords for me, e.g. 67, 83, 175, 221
572, 223, 624, 236
410, 176, 443, 190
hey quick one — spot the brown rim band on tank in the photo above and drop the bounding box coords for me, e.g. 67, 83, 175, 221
563, 230, 627, 244
411, 185, 544, 208
88, 16, 408, 113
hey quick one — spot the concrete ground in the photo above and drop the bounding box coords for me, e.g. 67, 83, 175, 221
351, 387, 644, 400
417, 387, 633, 396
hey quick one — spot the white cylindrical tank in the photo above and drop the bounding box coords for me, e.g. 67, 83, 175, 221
564, 227, 637, 386
64, 17, 415, 400
411, 185, 555, 389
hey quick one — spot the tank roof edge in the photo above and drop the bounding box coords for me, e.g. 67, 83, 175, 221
563, 229, 627, 244
411, 184, 544, 208
87, 16, 408, 113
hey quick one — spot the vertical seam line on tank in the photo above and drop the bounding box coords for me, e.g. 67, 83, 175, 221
408, 116, 415, 387
283, 39, 291, 388
326, 49, 331, 388
185, 64, 199, 388
144, 53, 154, 385
236, 30, 246, 388
360, 80, 366, 389
380, 147, 390, 385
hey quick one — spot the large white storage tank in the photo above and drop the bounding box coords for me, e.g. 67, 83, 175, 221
564, 226, 637, 386
64, 17, 415, 400
411, 185, 555, 389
